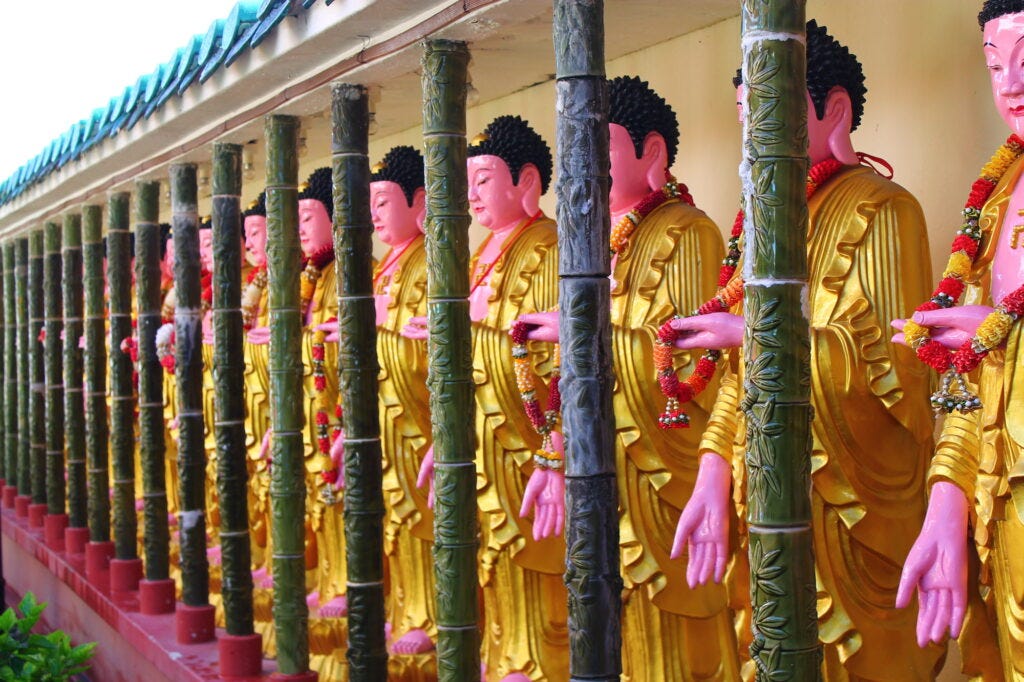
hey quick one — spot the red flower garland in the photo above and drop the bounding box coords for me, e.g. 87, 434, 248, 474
902, 134, 1024, 412
654, 158, 845, 428
510, 320, 562, 469
312, 320, 343, 501
610, 174, 695, 256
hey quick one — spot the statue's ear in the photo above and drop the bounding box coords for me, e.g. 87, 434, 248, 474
412, 187, 426, 231
824, 87, 858, 165
516, 163, 542, 215
641, 132, 669, 191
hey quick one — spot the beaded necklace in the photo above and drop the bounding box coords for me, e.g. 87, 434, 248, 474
300, 244, 335, 316
654, 157, 845, 428
312, 324, 343, 505
241, 264, 267, 331
903, 134, 1024, 413
510, 321, 562, 469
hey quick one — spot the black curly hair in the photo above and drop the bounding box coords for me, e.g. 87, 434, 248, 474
199, 215, 212, 230
732, 20, 867, 131
980, 0, 1024, 27
468, 115, 552, 193
370, 146, 424, 207
608, 76, 680, 165
159, 223, 172, 260
242, 191, 266, 219
298, 167, 334, 221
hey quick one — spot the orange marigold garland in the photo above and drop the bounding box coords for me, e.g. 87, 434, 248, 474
510, 320, 562, 470
241, 264, 267, 330
655, 158, 845, 429
903, 134, 1024, 413
313, 322, 342, 504
610, 174, 695, 256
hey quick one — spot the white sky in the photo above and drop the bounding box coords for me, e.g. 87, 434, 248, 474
0, 0, 240, 182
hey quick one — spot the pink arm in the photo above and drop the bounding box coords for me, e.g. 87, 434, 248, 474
895, 480, 969, 647
671, 452, 731, 588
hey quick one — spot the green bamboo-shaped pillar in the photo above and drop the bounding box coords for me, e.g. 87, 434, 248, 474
109, 192, 139, 564
83, 205, 111, 544
331, 82, 387, 679
43, 220, 66, 545
210, 143, 256, 639
551, 3, 622, 679
739, 3, 820, 679
15, 238, 29, 501
135, 182, 171, 586
4, 243, 17, 492
421, 40, 479, 681
28, 229, 46, 520
265, 114, 314, 678
63, 214, 87, 538
170, 163, 212, 615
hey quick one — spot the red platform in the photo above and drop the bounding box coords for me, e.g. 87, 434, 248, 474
1, 509, 283, 681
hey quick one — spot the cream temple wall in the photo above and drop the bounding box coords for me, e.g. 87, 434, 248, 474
290, 0, 1003, 279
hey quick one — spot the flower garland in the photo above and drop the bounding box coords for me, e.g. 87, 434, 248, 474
312, 324, 342, 504
241, 264, 268, 331
610, 175, 695, 256
654, 158, 845, 429
301, 244, 335, 315
903, 134, 1024, 413
510, 320, 562, 469
156, 322, 175, 374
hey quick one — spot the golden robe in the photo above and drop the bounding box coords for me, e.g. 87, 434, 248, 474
930, 154, 1024, 682
612, 199, 737, 682
472, 216, 567, 681
376, 237, 437, 679
701, 167, 940, 680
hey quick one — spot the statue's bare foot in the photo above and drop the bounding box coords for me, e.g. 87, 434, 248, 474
318, 595, 348, 618
501, 674, 532, 682
391, 628, 435, 655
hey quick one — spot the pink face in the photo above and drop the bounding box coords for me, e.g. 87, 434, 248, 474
160, 239, 175, 282
298, 199, 333, 257
198, 229, 214, 273
370, 181, 422, 247
244, 216, 267, 267
467, 155, 528, 231
984, 12, 1024, 138
608, 122, 653, 215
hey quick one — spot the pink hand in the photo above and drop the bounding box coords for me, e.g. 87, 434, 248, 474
247, 326, 271, 345
317, 319, 340, 344
669, 312, 743, 350
401, 316, 429, 341
896, 481, 969, 647
416, 446, 435, 509
515, 311, 560, 343
259, 429, 272, 463
671, 452, 731, 588
891, 306, 995, 350
519, 432, 566, 540
330, 430, 345, 491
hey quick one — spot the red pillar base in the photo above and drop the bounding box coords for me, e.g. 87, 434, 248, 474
139, 578, 176, 615
217, 633, 264, 677
176, 603, 216, 644
269, 672, 319, 681
85, 541, 115, 591
64, 526, 89, 555
27, 503, 46, 528
2, 486, 17, 509
109, 558, 143, 593
14, 495, 29, 517
43, 513, 68, 551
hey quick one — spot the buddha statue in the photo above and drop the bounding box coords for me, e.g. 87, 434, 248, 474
248, 167, 345, 674
672, 21, 943, 680
893, 2, 1024, 679
518, 76, 733, 681
369, 146, 435, 663
405, 115, 565, 681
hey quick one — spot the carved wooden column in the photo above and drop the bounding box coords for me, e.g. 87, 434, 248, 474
331, 82, 387, 680
62, 212, 89, 555
43, 220, 67, 551
740, 2, 820, 678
